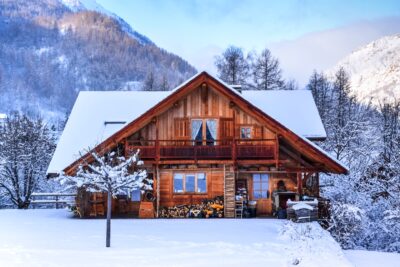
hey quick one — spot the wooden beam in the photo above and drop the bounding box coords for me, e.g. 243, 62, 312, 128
280, 144, 313, 168
297, 172, 303, 196
237, 159, 288, 165
156, 164, 160, 218
275, 134, 280, 169
155, 117, 160, 164
286, 167, 323, 172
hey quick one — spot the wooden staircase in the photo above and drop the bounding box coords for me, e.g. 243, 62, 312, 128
224, 165, 235, 218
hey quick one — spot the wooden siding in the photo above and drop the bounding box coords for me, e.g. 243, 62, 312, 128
127, 84, 277, 143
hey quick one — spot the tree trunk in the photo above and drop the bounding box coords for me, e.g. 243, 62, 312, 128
17, 199, 30, 209
106, 190, 112, 247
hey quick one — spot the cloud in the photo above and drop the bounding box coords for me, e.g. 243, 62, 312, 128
268, 16, 400, 87
183, 44, 223, 74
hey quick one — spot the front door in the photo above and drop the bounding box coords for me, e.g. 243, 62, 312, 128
252, 173, 270, 216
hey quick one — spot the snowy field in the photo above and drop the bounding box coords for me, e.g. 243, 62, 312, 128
0, 210, 397, 267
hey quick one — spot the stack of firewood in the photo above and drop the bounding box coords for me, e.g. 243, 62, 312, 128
160, 196, 224, 218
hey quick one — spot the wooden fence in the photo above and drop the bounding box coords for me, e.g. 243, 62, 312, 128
31, 192, 76, 209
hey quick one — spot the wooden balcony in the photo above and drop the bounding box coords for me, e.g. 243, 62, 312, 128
125, 139, 276, 162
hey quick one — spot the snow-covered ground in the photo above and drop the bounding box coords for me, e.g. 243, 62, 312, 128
0, 210, 397, 267
344, 250, 400, 267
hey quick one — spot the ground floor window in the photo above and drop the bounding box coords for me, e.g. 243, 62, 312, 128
174, 173, 207, 193
130, 189, 141, 201
253, 174, 269, 199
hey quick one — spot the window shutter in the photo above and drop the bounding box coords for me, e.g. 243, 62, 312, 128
220, 118, 234, 139
220, 118, 234, 145
174, 118, 189, 139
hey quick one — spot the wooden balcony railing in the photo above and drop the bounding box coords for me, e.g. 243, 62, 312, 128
125, 139, 276, 161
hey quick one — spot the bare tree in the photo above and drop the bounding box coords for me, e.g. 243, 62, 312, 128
59, 150, 150, 247
252, 48, 284, 90
142, 70, 156, 91
307, 70, 331, 123
379, 101, 400, 160
160, 74, 170, 91
0, 112, 55, 209
215, 46, 249, 86
284, 78, 299, 90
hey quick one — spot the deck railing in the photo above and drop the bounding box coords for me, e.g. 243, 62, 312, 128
126, 139, 276, 161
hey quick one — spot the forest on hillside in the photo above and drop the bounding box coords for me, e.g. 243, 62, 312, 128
0, 0, 196, 121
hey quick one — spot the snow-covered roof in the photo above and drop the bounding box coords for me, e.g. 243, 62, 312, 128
47, 72, 328, 174
47, 91, 170, 174
240, 90, 326, 139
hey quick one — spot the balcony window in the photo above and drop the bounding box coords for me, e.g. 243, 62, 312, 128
173, 173, 207, 193
191, 119, 203, 145
191, 119, 217, 145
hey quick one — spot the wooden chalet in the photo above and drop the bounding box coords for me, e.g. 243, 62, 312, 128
47, 71, 347, 218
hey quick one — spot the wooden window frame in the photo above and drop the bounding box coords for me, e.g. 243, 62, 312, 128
173, 172, 207, 194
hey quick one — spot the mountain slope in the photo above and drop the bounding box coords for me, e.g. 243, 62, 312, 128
60, 0, 153, 45
326, 34, 400, 105
0, 0, 196, 122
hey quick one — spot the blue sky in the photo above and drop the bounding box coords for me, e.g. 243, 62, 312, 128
96, 0, 400, 86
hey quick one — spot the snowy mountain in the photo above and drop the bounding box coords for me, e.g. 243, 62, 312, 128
0, 0, 196, 122
60, 0, 153, 45
326, 34, 400, 105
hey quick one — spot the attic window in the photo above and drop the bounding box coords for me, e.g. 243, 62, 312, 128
240, 126, 252, 139
104, 121, 126, 125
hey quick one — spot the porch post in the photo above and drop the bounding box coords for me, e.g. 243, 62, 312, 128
156, 164, 160, 218
297, 172, 303, 198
